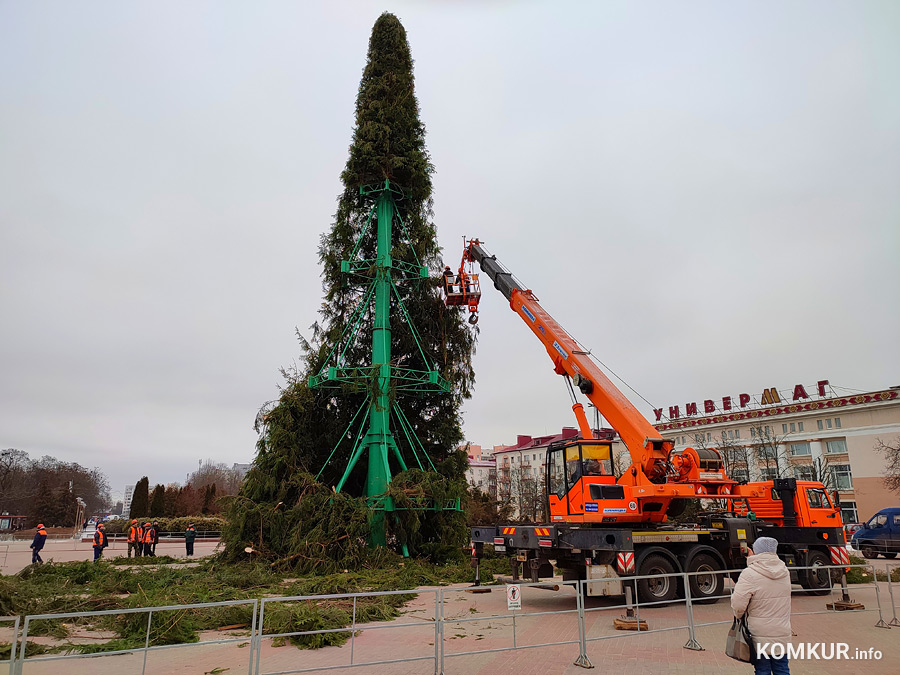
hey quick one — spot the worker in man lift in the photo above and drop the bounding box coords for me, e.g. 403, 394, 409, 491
142, 522, 156, 557
442, 265, 456, 293
92, 523, 108, 562
127, 519, 143, 558
30, 523, 47, 564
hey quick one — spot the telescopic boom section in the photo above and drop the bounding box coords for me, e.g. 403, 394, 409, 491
468, 243, 671, 485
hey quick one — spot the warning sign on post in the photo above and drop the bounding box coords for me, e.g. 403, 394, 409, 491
506, 584, 521, 610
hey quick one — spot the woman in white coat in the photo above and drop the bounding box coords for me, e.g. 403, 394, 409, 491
731, 536, 792, 675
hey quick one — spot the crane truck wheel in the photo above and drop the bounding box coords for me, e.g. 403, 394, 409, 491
685, 553, 725, 604
799, 550, 835, 596
634, 554, 679, 605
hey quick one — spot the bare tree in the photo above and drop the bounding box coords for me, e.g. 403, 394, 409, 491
715, 433, 753, 483
496, 464, 544, 523
613, 449, 632, 480
749, 425, 791, 479
875, 436, 900, 493
188, 460, 244, 496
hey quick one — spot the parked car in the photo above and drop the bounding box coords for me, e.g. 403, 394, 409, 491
850, 507, 900, 559
844, 522, 862, 538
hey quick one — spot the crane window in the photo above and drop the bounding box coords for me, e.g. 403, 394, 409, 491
806, 487, 832, 510
548, 448, 567, 499
567, 443, 613, 480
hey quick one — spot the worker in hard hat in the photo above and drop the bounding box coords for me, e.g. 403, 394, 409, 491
30, 523, 47, 564
127, 519, 143, 558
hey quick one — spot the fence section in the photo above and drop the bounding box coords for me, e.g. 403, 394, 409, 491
14, 598, 257, 675
6, 561, 896, 674
254, 588, 441, 675
440, 580, 586, 670
1, 615, 19, 675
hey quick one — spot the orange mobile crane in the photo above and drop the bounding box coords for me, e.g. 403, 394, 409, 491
457, 240, 845, 603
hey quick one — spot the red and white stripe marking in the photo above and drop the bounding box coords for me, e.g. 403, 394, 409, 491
539, 539, 553, 548
617, 551, 635, 574
829, 546, 849, 565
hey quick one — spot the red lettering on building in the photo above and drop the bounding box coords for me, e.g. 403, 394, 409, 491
739, 393, 751, 407
793, 384, 809, 401
685, 402, 698, 416
669, 406, 680, 419
654, 409, 663, 422
817, 380, 829, 397
722, 396, 732, 411
704, 399, 715, 413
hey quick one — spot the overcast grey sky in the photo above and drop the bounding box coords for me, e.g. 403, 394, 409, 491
2, 1, 898, 502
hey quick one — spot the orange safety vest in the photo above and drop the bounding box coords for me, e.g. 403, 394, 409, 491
142, 527, 154, 544
37, 528, 47, 536
128, 525, 142, 542
94, 530, 106, 547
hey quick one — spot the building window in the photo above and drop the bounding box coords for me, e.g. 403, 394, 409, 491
790, 423, 796, 433
760, 467, 778, 481
731, 468, 750, 483
751, 428, 756, 438
735, 429, 740, 439
835, 418, 841, 428
826, 419, 832, 429
728, 430, 734, 440
817, 419, 823, 431
790, 442, 811, 457
840, 501, 857, 524
707, 433, 711, 442
798, 422, 804, 432
793, 465, 814, 481
825, 439, 847, 454
831, 464, 853, 490
783, 424, 788, 434
757, 446, 777, 460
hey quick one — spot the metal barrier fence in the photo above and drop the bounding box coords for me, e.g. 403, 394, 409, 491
2, 615, 20, 675
441, 579, 587, 670
885, 561, 900, 627
5, 561, 897, 674
254, 588, 441, 675
14, 598, 257, 675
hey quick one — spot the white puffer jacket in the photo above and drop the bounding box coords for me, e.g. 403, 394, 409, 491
730, 552, 792, 647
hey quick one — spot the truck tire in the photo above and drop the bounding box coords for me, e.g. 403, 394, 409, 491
635, 554, 678, 605
860, 544, 878, 559
799, 550, 834, 596
686, 553, 724, 604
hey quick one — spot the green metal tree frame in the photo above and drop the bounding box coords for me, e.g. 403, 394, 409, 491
308, 180, 455, 546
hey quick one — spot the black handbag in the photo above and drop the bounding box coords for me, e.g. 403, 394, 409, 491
725, 615, 756, 664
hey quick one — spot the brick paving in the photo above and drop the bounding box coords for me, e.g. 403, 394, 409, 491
6, 577, 899, 675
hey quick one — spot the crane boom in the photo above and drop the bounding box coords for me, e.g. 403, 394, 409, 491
468, 244, 670, 484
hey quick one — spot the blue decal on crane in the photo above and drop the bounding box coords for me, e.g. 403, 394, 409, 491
552, 341, 568, 360
521, 305, 536, 322
585, 502, 599, 512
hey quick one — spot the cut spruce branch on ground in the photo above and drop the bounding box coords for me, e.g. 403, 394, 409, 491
0, 554, 507, 654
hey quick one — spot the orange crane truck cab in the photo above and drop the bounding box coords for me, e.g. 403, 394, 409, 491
461, 241, 845, 604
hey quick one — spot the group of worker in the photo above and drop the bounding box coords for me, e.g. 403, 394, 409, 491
28, 520, 198, 564
126, 519, 161, 558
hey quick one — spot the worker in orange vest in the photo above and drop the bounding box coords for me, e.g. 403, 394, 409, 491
92, 523, 108, 562
142, 521, 156, 557
127, 519, 143, 558
30, 523, 47, 564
